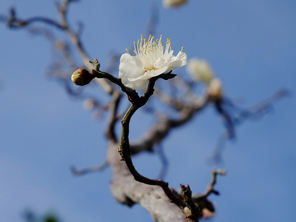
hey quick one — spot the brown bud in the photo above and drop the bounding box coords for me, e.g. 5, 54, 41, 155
202, 208, 215, 219
207, 78, 223, 101
71, 68, 94, 86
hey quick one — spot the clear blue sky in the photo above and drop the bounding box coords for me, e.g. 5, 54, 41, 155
0, 0, 296, 221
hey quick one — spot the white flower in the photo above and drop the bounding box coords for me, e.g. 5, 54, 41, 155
187, 58, 214, 84
163, 0, 187, 8
119, 35, 187, 90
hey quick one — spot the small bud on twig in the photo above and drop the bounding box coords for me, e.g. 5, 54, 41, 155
71, 68, 94, 86
89, 58, 101, 71
207, 78, 223, 101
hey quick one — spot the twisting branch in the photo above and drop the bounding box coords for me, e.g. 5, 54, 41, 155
105, 90, 122, 143
3, 1, 287, 221
110, 72, 203, 220
90, 59, 140, 101
203, 169, 226, 197
189, 169, 226, 219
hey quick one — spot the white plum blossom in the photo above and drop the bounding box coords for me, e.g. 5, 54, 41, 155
187, 58, 223, 99
119, 35, 187, 90
163, 0, 187, 8
187, 58, 214, 84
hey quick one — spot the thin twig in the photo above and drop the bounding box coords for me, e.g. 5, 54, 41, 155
57, 0, 114, 94
157, 144, 169, 180
190, 170, 226, 219
211, 89, 290, 163
105, 90, 122, 142
154, 88, 184, 111
71, 162, 109, 176
8, 16, 65, 30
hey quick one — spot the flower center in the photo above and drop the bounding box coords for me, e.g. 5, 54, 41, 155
132, 34, 173, 72
144, 66, 157, 72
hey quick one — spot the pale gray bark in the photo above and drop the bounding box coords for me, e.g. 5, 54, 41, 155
107, 142, 187, 222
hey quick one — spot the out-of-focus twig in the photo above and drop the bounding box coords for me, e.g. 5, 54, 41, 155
211, 89, 290, 163
57, 0, 114, 94
191, 169, 226, 219
156, 144, 169, 180
7, 7, 65, 30
3, 1, 115, 95
130, 96, 208, 155
146, 3, 159, 37
154, 88, 184, 111
71, 162, 108, 176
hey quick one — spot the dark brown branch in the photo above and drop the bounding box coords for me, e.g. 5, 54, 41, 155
90, 59, 140, 102
8, 16, 66, 30
107, 142, 188, 222
188, 170, 226, 219
105, 90, 122, 142
119, 75, 187, 210
180, 184, 200, 221
108, 140, 224, 221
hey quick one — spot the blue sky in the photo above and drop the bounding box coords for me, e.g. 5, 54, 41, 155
0, 0, 296, 221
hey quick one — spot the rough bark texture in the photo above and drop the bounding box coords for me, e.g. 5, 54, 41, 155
107, 142, 187, 222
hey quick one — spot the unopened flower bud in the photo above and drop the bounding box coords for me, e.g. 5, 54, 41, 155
163, 0, 187, 8
183, 206, 192, 217
202, 208, 215, 219
216, 169, 226, 175
207, 78, 223, 100
71, 68, 94, 86
187, 58, 214, 84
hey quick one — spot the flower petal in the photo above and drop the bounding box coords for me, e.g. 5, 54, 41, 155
119, 53, 144, 79
121, 73, 148, 89
175, 51, 187, 66
144, 66, 170, 78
